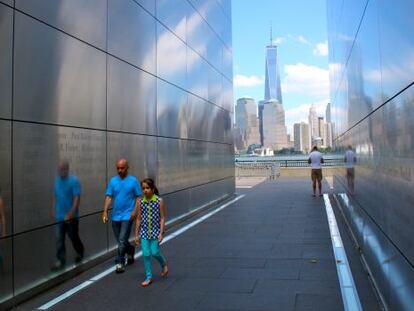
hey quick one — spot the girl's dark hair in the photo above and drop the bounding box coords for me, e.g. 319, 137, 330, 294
141, 178, 159, 195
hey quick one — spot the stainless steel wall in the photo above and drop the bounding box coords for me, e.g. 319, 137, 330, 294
0, 0, 234, 306
327, 0, 414, 309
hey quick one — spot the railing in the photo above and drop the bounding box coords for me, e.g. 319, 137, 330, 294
235, 155, 345, 178
235, 162, 280, 179
278, 158, 343, 167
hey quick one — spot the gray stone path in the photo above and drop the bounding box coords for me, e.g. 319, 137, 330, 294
18, 178, 381, 311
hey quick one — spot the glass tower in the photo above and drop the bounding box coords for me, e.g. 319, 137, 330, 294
264, 44, 283, 103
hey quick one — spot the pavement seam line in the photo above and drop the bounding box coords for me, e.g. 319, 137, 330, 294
36, 194, 245, 310
323, 194, 362, 311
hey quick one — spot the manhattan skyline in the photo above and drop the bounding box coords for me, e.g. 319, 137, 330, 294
232, 0, 329, 135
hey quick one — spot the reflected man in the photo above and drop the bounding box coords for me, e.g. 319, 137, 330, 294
102, 159, 141, 274
52, 160, 84, 271
344, 145, 357, 194
308, 146, 325, 197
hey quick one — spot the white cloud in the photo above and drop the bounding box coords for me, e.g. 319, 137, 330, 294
273, 36, 285, 45
313, 41, 328, 56
281, 63, 330, 98
285, 100, 329, 135
234, 74, 264, 87
287, 34, 311, 46
297, 35, 311, 45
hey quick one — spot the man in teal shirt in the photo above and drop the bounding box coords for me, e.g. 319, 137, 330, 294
102, 159, 141, 273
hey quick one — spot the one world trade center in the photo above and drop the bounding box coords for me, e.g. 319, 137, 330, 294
264, 38, 283, 102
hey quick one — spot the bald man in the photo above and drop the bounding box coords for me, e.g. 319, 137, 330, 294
102, 159, 141, 273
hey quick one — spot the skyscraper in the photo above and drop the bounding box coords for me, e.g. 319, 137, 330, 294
294, 122, 311, 153
260, 29, 286, 149
325, 102, 331, 122
264, 31, 283, 103
308, 105, 319, 143
324, 122, 333, 147
235, 97, 260, 148
262, 99, 287, 150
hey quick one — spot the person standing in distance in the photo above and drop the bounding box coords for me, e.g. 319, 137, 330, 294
308, 146, 325, 197
344, 145, 357, 194
102, 159, 141, 273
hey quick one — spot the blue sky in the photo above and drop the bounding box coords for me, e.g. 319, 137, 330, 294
232, 0, 330, 134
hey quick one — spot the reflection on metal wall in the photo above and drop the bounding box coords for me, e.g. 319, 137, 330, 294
0, 0, 234, 307
328, 0, 414, 309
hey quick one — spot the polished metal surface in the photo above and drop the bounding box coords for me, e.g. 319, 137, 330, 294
157, 80, 188, 139
328, 0, 414, 309
13, 123, 106, 233
207, 35, 222, 74
15, 0, 107, 49
223, 48, 233, 81
14, 13, 106, 129
156, 0, 189, 42
0, 3, 12, 119
187, 94, 209, 140
186, 7, 209, 59
134, 0, 155, 15
0, 237, 12, 303
0, 121, 11, 237
157, 137, 188, 194
378, 0, 414, 100
208, 67, 222, 106
187, 47, 208, 100
157, 22, 187, 89
107, 56, 157, 135
162, 189, 191, 220
0, 122, 11, 304
13, 215, 107, 296
3, 1, 234, 306
0, 0, 12, 7
108, 0, 156, 74
107, 132, 157, 183
223, 78, 234, 113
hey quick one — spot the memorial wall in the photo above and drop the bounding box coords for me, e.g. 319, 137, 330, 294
327, 0, 414, 309
0, 0, 234, 306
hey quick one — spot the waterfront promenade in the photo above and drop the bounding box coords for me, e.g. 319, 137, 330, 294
17, 178, 380, 311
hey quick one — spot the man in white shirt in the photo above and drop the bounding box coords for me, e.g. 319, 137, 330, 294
344, 145, 356, 194
308, 146, 324, 197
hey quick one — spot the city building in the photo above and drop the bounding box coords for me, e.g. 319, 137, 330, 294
286, 134, 294, 149
308, 105, 319, 144
324, 122, 333, 147
0, 1, 234, 307
318, 116, 326, 146
262, 99, 287, 150
328, 0, 414, 308
293, 122, 311, 153
325, 102, 331, 122
259, 30, 285, 149
264, 29, 283, 103
235, 97, 260, 149
258, 100, 265, 146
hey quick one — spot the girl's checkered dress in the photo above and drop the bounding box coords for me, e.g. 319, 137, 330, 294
140, 195, 161, 239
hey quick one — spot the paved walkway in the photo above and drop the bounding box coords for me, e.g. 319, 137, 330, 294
19, 178, 380, 311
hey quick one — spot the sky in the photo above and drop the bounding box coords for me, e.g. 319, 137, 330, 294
232, 0, 330, 135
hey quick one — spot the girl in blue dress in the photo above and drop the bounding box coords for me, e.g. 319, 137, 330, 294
134, 178, 168, 286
